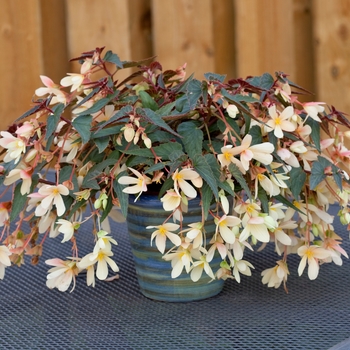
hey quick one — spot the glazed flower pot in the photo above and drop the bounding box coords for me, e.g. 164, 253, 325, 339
127, 194, 224, 302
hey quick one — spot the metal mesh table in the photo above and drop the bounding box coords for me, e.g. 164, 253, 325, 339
1, 205, 349, 350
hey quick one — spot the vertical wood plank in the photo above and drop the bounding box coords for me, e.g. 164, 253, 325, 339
64, 0, 134, 80
212, 0, 236, 79
0, 0, 43, 128
234, 0, 296, 78
0, 0, 67, 129
293, 0, 314, 95
39, 0, 69, 83
151, 0, 216, 78
127, 0, 153, 61
312, 0, 350, 113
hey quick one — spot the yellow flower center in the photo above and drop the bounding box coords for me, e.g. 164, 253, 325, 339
293, 201, 301, 209
52, 188, 60, 195
275, 116, 281, 125
224, 151, 231, 161
257, 174, 264, 181
159, 226, 167, 235
174, 172, 183, 181
246, 204, 256, 214
305, 248, 314, 259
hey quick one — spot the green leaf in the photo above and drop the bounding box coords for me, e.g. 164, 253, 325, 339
104, 50, 123, 68
249, 125, 263, 145
139, 91, 159, 111
247, 73, 275, 90
100, 195, 114, 223
177, 121, 203, 158
310, 161, 326, 190
257, 185, 269, 213
92, 125, 123, 139
229, 163, 252, 200
71, 86, 101, 112
332, 165, 343, 191
72, 115, 92, 144
10, 183, 29, 222
145, 162, 166, 174
156, 101, 176, 116
142, 108, 181, 138
204, 154, 234, 196
94, 137, 110, 153
290, 167, 307, 199
193, 155, 219, 199
59, 166, 79, 193
46, 103, 65, 140
152, 142, 183, 160
186, 79, 202, 109
204, 72, 226, 83
96, 105, 133, 130
82, 159, 117, 189
200, 182, 213, 220
77, 90, 118, 116
113, 172, 129, 218
305, 117, 321, 152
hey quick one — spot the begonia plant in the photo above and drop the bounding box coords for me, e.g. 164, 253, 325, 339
0, 46, 350, 292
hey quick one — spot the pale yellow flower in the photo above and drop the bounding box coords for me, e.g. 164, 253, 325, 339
215, 215, 241, 244
118, 168, 152, 200
38, 184, 69, 217
266, 105, 296, 138
297, 245, 331, 280
147, 223, 181, 254
0, 245, 11, 279
172, 168, 202, 198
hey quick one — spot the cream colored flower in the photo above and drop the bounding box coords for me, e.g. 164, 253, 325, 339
215, 215, 241, 244
161, 189, 182, 211
261, 260, 289, 288
46, 258, 80, 292
172, 168, 202, 198
56, 219, 80, 243
239, 216, 270, 243
163, 245, 192, 278
3, 163, 32, 195
0, 245, 11, 279
266, 105, 296, 138
232, 259, 254, 283
60, 73, 85, 92
297, 245, 331, 280
118, 168, 152, 200
0, 131, 26, 164
78, 250, 119, 281
190, 254, 215, 282
38, 184, 69, 217
225, 134, 274, 172
147, 223, 181, 254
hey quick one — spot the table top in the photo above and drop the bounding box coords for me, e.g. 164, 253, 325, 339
1, 204, 349, 350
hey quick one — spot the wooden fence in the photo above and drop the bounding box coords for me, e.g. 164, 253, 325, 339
1, 0, 350, 129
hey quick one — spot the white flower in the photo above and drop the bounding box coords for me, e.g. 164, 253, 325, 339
172, 168, 202, 198
38, 184, 69, 217
240, 216, 270, 243
297, 245, 331, 280
147, 223, 181, 254
190, 254, 215, 282
163, 245, 192, 278
215, 215, 241, 244
232, 259, 254, 283
78, 250, 119, 281
118, 168, 152, 200
0, 131, 26, 164
45, 258, 80, 292
0, 246, 11, 279
266, 105, 296, 138
60, 73, 85, 92
261, 261, 289, 288
226, 104, 239, 118
3, 164, 32, 195
56, 219, 80, 243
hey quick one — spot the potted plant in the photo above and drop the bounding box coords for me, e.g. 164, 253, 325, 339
0, 47, 349, 301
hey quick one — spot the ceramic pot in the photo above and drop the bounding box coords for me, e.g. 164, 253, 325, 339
127, 194, 224, 302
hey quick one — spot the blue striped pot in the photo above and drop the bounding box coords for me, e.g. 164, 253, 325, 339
127, 194, 225, 302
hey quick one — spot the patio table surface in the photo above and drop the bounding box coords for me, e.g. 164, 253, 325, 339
1, 204, 350, 350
